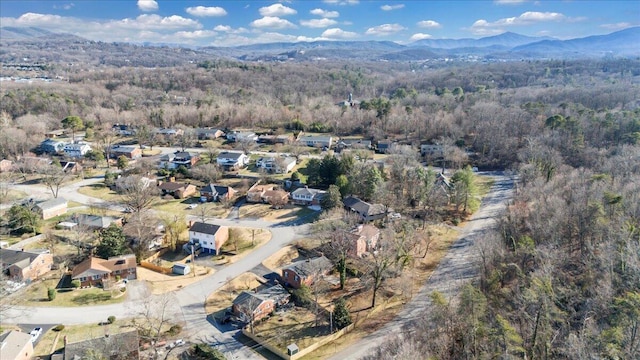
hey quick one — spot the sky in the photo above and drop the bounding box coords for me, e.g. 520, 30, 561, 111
0, 1, 638, 47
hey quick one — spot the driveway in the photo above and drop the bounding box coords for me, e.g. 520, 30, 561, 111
328, 173, 514, 360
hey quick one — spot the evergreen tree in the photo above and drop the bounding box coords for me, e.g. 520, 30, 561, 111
333, 297, 352, 330
96, 224, 129, 258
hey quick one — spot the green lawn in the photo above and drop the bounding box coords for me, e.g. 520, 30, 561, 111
22, 279, 126, 307
77, 184, 122, 202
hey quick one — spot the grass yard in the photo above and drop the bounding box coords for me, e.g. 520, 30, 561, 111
154, 197, 231, 218
136, 266, 214, 295
77, 184, 122, 202
1, 188, 28, 203
204, 272, 264, 314
252, 306, 332, 351
239, 203, 318, 223
21, 279, 126, 307
33, 322, 139, 357
262, 245, 300, 270
220, 227, 271, 259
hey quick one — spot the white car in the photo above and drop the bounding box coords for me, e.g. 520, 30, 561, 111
29, 327, 42, 343
187, 204, 198, 209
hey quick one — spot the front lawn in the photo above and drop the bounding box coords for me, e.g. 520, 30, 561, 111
77, 184, 122, 202
22, 279, 126, 307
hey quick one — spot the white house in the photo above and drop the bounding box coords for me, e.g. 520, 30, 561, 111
217, 151, 249, 171
421, 144, 444, 157
226, 131, 258, 142
256, 156, 296, 174
63, 143, 91, 158
299, 135, 332, 149
291, 187, 326, 206
188, 222, 229, 255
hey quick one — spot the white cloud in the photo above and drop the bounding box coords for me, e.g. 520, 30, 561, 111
137, 0, 158, 12
174, 30, 217, 39
310, 8, 339, 18
53, 3, 75, 10
410, 33, 432, 41
185, 6, 227, 17
213, 25, 248, 34
259, 4, 297, 17
365, 23, 405, 36
381, 4, 404, 11
250, 16, 297, 30
300, 18, 338, 28
600, 22, 633, 30
116, 14, 201, 30
417, 20, 441, 29
323, 0, 359, 5
321, 27, 358, 39
469, 11, 567, 35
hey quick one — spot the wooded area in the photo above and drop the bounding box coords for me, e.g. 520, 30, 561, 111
1, 57, 639, 359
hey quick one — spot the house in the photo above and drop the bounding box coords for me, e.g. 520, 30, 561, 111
217, 151, 249, 171
195, 128, 225, 140
0, 248, 53, 282
172, 263, 191, 275
0, 330, 34, 360
299, 135, 332, 149
172, 152, 199, 168
347, 224, 380, 257
335, 138, 372, 152
421, 144, 444, 158
71, 254, 137, 288
200, 184, 237, 202
0, 159, 14, 172
343, 196, 387, 222
257, 134, 294, 144
35, 197, 68, 220
291, 186, 326, 206
375, 140, 396, 154
112, 124, 134, 136
188, 222, 229, 255
156, 128, 183, 137
63, 330, 139, 360
40, 139, 66, 154
282, 256, 333, 289
68, 214, 123, 231
246, 184, 275, 203
256, 156, 296, 174
336, 93, 360, 108
262, 190, 289, 206
226, 131, 258, 142
63, 143, 91, 158
158, 181, 197, 199
232, 284, 290, 322
45, 129, 65, 138
60, 161, 82, 173
110, 145, 142, 160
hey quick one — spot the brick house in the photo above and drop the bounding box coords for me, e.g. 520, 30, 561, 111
158, 181, 197, 199
188, 222, 229, 255
282, 256, 333, 289
71, 254, 137, 288
35, 197, 68, 220
110, 145, 142, 160
200, 184, 237, 202
246, 184, 275, 203
343, 196, 387, 222
232, 284, 290, 323
1, 249, 53, 282
347, 224, 380, 257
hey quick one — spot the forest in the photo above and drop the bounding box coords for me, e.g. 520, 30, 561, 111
1, 57, 639, 359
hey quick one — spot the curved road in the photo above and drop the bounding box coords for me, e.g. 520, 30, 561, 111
328, 173, 513, 360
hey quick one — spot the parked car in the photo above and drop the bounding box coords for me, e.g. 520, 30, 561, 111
30, 327, 42, 343
187, 203, 198, 209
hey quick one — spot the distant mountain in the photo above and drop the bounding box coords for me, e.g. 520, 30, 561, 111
512, 27, 640, 57
0, 26, 638, 65
409, 32, 553, 49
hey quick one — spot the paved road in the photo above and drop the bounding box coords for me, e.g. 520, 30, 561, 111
328, 174, 514, 360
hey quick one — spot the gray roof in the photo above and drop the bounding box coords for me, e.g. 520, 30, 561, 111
0, 248, 47, 270
232, 284, 290, 311
218, 151, 244, 160
291, 187, 326, 198
284, 256, 333, 279
71, 214, 121, 229
201, 184, 233, 196
36, 197, 67, 211
64, 330, 139, 360
343, 196, 386, 217
189, 222, 222, 235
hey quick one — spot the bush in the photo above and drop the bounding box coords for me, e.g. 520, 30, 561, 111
107, 316, 116, 324
192, 343, 227, 360
47, 288, 56, 301
70, 280, 81, 288
52, 325, 65, 332
291, 285, 312, 307
333, 297, 352, 330
166, 324, 182, 336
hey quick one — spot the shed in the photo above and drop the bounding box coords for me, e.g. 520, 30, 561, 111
173, 263, 191, 275
287, 343, 299, 356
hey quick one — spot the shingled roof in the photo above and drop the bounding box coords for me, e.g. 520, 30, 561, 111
189, 222, 222, 235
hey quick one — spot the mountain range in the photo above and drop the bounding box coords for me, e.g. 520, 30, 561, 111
0, 26, 638, 65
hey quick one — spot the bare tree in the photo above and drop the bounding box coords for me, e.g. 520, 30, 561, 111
130, 290, 181, 360
124, 211, 159, 261
162, 215, 186, 252
115, 175, 159, 213
39, 163, 70, 198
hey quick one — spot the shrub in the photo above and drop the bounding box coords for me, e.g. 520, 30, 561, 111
166, 324, 182, 336
291, 285, 312, 307
47, 288, 56, 301
120, 287, 126, 293
107, 316, 116, 324
53, 325, 65, 332
71, 280, 81, 288
333, 298, 352, 330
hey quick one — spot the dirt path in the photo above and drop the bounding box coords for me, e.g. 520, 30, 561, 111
328, 173, 514, 360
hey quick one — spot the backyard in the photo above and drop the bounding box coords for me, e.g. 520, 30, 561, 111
20, 278, 126, 307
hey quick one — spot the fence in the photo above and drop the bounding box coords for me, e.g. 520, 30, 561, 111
140, 261, 172, 275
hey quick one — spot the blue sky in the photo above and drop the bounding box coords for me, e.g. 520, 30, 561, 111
1, 1, 638, 47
